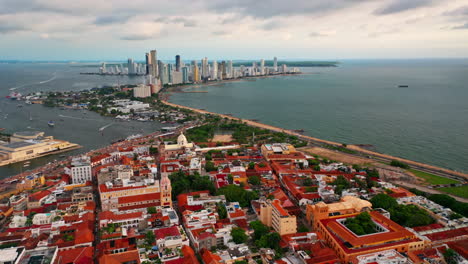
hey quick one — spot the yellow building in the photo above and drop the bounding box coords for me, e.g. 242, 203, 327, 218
193, 65, 200, 83
259, 199, 297, 236
306, 196, 372, 230
260, 143, 296, 157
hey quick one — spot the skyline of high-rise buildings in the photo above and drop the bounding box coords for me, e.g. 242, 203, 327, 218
98, 49, 299, 87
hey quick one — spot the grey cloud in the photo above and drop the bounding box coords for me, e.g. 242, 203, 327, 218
154, 17, 197, 27
260, 20, 283, 31
209, 0, 371, 19
221, 15, 244, 25
94, 15, 132, 25
0, 23, 28, 34
452, 23, 468, 30
443, 6, 468, 17
0, 0, 85, 15
374, 0, 434, 15
120, 34, 153, 40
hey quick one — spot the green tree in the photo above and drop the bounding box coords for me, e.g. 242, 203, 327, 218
149, 147, 158, 155
370, 193, 398, 209
231, 228, 248, 244
249, 220, 269, 240
248, 162, 255, 170
303, 178, 314, 186
390, 160, 410, 169
248, 175, 261, 186
205, 161, 217, 172
147, 207, 157, 214
145, 230, 155, 245
443, 248, 459, 264
217, 203, 227, 219
298, 225, 309, 233
217, 185, 259, 207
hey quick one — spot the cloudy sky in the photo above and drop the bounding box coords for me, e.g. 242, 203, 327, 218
1, 0, 468, 61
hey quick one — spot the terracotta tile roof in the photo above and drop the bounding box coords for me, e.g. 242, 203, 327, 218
447, 239, 468, 259
99, 211, 143, 222
320, 211, 417, 252
181, 245, 200, 264
91, 153, 111, 163
118, 192, 161, 204
154, 226, 180, 240
228, 209, 246, 219
201, 249, 222, 264
412, 223, 444, 232
272, 199, 290, 217
425, 227, 468, 242
28, 190, 52, 201
99, 250, 141, 264
54, 246, 94, 264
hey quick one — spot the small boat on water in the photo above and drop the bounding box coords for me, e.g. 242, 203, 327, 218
48, 120, 55, 127
398, 85, 409, 88
6, 92, 22, 100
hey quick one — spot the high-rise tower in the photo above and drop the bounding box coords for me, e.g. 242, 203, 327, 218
175, 55, 181, 72
150, 50, 158, 77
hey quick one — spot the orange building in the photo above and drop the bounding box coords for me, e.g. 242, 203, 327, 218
315, 211, 425, 263
306, 196, 372, 230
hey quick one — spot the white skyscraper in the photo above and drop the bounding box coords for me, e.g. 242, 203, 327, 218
273, 57, 278, 72
212, 60, 218, 80
260, 59, 265, 75
127, 58, 134, 74
201, 57, 209, 78
227, 60, 233, 78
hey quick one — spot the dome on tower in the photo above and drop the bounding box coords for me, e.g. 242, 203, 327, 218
177, 133, 188, 146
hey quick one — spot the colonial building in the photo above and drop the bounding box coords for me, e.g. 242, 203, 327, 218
306, 196, 372, 230
98, 174, 172, 211
159, 132, 195, 158
315, 211, 425, 263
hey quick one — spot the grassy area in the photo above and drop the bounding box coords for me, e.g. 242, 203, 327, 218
437, 186, 468, 199
408, 169, 459, 185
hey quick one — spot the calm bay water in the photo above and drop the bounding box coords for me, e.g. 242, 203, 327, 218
169, 59, 468, 172
0, 63, 161, 178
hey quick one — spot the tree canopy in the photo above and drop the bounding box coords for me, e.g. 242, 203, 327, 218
370, 194, 434, 227
231, 228, 248, 244
217, 184, 259, 207
169, 171, 216, 197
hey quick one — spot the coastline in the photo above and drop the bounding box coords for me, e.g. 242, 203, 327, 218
160, 98, 468, 180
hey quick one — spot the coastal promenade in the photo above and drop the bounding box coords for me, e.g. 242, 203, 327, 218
160, 99, 468, 182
